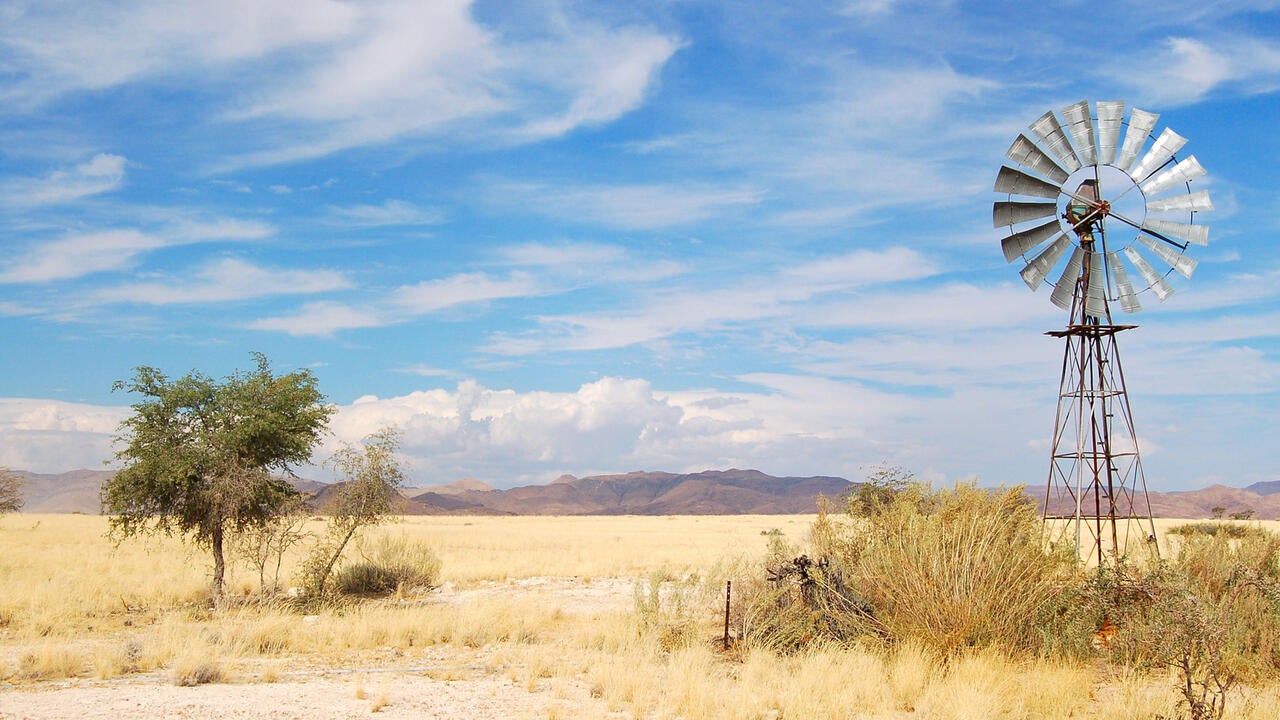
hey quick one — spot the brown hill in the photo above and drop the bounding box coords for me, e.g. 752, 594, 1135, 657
10, 468, 1280, 519
1029, 483, 1280, 520
440, 469, 854, 515
11, 469, 114, 513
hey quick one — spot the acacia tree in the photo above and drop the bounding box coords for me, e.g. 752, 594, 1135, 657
301, 427, 405, 597
102, 353, 333, 601
0, 468, 23, 515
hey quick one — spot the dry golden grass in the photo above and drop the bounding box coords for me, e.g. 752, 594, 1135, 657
4, 512, 1280, 719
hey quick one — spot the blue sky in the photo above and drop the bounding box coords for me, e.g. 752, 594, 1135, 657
2, 0, 1278, 490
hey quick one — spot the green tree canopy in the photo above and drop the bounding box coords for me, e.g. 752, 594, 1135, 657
102, 353, 333, 600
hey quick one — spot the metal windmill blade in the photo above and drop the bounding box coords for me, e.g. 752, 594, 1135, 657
1061, 100, 1098, 167
1096, 101, 1124, 165
1115, 108, 1158, 171
995, 99, 1212, 315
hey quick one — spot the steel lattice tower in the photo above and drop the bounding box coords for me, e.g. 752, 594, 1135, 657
994, 100, 1211, 565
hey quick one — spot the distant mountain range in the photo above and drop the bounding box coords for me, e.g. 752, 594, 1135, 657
9, 468, 1280, 519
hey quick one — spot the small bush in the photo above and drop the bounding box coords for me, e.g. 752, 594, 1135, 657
633, 569, 700, 651
171, 656, 225, 686
1170, 522, 1254, 540
335, 562, 400, 595
334, 535, 442, 596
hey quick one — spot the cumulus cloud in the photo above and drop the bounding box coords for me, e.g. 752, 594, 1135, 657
318, 376, 894, 485
0, 398, 128, 473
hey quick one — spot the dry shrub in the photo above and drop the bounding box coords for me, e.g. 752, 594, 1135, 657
744, 481, 1076, 656
632, 569, 701, 651
17, 643, 85, 680
847, 483, 1077, 654
1063, 526, 1280, 720
333, 534, 441, 597
171, 654, 225, 686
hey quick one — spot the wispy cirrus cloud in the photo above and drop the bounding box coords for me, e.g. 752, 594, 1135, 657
0, 153, 126, 207
4, 1, 681, 169
390, 272, 541, 314
0, 229, 159, 283
0, 0, 357, 106
326, 199, 445, 227
92, 258, 351, 305
1114, 35, 1280, 106
248, 272, 545, 337
247, 301, 384, 337
248, 242, 688, 338
0, 219, 274, 284
491, 181, 762, 230
483, 246, 942, 355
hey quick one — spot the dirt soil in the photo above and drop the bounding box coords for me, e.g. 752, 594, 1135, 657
1, 578, 635, 720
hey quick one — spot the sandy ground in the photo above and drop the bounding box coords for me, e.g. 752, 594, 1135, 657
0, 578, 636, 720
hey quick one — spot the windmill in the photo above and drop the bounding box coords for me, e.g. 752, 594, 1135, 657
993, 100, 1212, 565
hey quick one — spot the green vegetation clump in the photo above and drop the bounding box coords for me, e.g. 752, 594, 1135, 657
103, 353, 332, 602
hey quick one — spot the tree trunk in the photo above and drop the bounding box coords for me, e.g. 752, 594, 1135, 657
316, 523, 359, 597
211, 524, 226, 604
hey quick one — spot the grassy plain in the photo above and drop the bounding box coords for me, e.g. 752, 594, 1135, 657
3, 513, 1280, 719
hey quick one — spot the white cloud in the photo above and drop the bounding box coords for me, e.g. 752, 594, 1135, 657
248, 301, 384, 337
390, 272, 540, 314
784, 247, 938, 289
0, 218, 274, 284
1117, 36, 1280, 106
326, 199, 445, 227
4, 1, 681, 168
0, 229, 159, 283
319, 376, 879, 485
220, 2, 681, 168
93, 258, 351, 304
494, 181, 762, 229
0, 398, 128, 473
0, 153, 126, 206
395, 365, 458, 378
495, 242, 624, 267
512, 27, 683, 139
165, 218, 275, 242
492, 242, 687, 285
0, 0, 357, 105
484, 246, 948, 355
